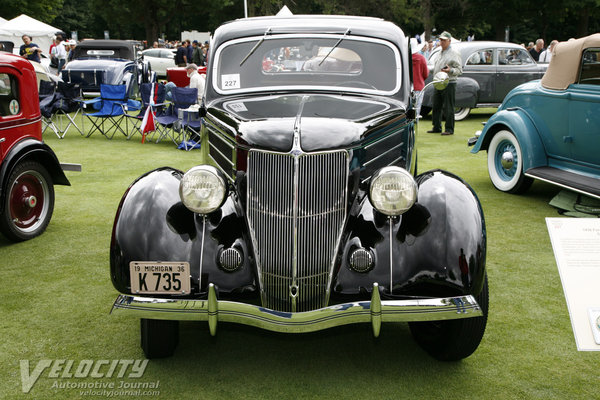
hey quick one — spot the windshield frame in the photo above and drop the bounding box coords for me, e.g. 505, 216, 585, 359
211, 33, 402, 96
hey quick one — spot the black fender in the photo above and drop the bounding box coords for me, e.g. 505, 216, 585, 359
334, 169, 486, 299
0, 138, 69, 206
422, 77, 480, 109
110, 167, 256, 298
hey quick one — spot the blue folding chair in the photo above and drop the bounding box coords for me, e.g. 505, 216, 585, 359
155, 87, 197, 145
40, 82, 84, 138
83, 84, 140, 139
126, 82, 167, 141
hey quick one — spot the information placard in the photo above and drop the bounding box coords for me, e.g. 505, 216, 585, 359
546, 218, 600, 351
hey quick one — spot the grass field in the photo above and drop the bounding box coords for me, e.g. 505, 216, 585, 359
1, 110, 597, 399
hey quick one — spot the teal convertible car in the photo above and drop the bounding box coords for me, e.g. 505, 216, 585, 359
471, 34, 600, 199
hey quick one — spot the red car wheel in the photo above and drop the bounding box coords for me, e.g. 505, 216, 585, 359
1, 161, 54, 241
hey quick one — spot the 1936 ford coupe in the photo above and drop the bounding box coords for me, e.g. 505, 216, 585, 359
110, 15, 489, 361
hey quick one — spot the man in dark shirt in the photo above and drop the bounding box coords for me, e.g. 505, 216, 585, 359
175, 41, 188, 67
529, 39, 544, 62
19, 35, 42, 63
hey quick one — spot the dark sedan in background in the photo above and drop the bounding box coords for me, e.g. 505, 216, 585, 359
62, 40, 153, 97
422, 41, 547, 120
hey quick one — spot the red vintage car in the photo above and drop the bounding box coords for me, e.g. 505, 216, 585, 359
165, 65, 207, 87
0, 53, 71, 241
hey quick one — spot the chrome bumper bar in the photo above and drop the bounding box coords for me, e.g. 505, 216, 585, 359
111, 283, 483, 337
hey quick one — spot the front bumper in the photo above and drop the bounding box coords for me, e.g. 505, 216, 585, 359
111, 283, 483, 337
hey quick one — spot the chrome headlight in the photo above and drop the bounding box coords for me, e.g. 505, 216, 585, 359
369, 166, 417, 216
179, 166, 227, 214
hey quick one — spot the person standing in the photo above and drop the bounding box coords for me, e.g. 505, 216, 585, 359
411, 38, 428, 117
175, 41, 188, 67
55, 36, 68, 74
539, 40, 557, 63
19, 35, 42, 63
186, 40, 193, 65
428, 31, 462, 136
191, 40, 203, 65
529, 39, 544, 62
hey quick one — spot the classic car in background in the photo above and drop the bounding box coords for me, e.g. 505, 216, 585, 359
61, 40, 154, 97
471, 34, 600, 198
0, 53, 71, 241
141, 48, 176, 77
166, 65, 207, 87
422, 41, 547, 120
110, 15, 488, 361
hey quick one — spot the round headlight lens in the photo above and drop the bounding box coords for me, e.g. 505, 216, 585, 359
369, 167, 417, 215
179, 166, 227, 214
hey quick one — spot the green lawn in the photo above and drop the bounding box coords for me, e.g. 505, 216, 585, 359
1, 111, 597, 399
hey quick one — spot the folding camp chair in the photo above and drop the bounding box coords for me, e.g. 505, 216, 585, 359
125, 82, 166, 141
82, 84, 140, 139
40, 82, 84, 138
39, 80, 56, 134
155, 87, 198, 145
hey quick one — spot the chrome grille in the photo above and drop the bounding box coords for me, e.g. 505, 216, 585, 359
247, 150, 348, 312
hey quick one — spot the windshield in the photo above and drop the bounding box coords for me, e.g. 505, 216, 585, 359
213, 34, 401, 95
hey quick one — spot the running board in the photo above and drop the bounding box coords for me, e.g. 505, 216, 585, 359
525, 167, 600, 199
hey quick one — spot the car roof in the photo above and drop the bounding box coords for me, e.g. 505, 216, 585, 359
431, 41, 526, 58
74, 40, 136, 59
541, 33, 600, 90
212, 15, 407, 48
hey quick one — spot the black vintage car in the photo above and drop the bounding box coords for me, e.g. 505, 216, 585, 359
110, 15, 488, 361
422, 41, 547, 120
61, 40, 153, 97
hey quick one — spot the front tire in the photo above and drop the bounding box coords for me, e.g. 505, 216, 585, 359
0, 161, 55, 241
454, 107, 471, 121
140, 319, 179, 359
409, 274, 489, 361
487, 130, 533, 193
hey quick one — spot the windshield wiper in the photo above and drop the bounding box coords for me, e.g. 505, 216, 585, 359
319, 28, 351, 66
240, 27, 272, 67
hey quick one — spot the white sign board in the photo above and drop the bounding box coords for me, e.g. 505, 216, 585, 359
546, 217, 600, 351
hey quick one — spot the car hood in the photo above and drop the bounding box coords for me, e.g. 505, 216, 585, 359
208, 94, 407, 152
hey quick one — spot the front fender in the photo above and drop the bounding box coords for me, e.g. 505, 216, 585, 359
422, 77, 480, 108
110, 167, 256, 297
471, 108, 547, 171
334, 169, 486, 298
0, 138, 69, 202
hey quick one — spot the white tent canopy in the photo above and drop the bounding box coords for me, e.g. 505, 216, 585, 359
0, 14, 61, 56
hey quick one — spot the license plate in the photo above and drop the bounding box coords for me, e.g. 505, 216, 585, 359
130, 261, 191, 295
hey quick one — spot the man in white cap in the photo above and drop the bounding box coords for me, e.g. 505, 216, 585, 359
428, 31, 462, 135
185, 63, 205, 104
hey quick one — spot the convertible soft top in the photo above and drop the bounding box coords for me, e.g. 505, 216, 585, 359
73, 40, 136, 60
541, 33, 600, 90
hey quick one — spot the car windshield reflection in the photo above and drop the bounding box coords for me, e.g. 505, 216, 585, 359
214, 36, 401, 95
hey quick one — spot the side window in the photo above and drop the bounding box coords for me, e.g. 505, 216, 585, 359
466, 49, 493, 65
579, 48, 600, 85
0, 73, 19, 117
145, 50, 158, 57
498, 48, 534, 65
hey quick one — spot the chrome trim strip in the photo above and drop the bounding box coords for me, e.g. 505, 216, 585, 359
111, 289, 482, 334
363, 141, 404, 167
364, 132, 400, 150
0, 118, 41, 131
207, 154, 235, 183
209, 138, 235, 168
208, 126, 236, 150
524, 172, 600, 200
